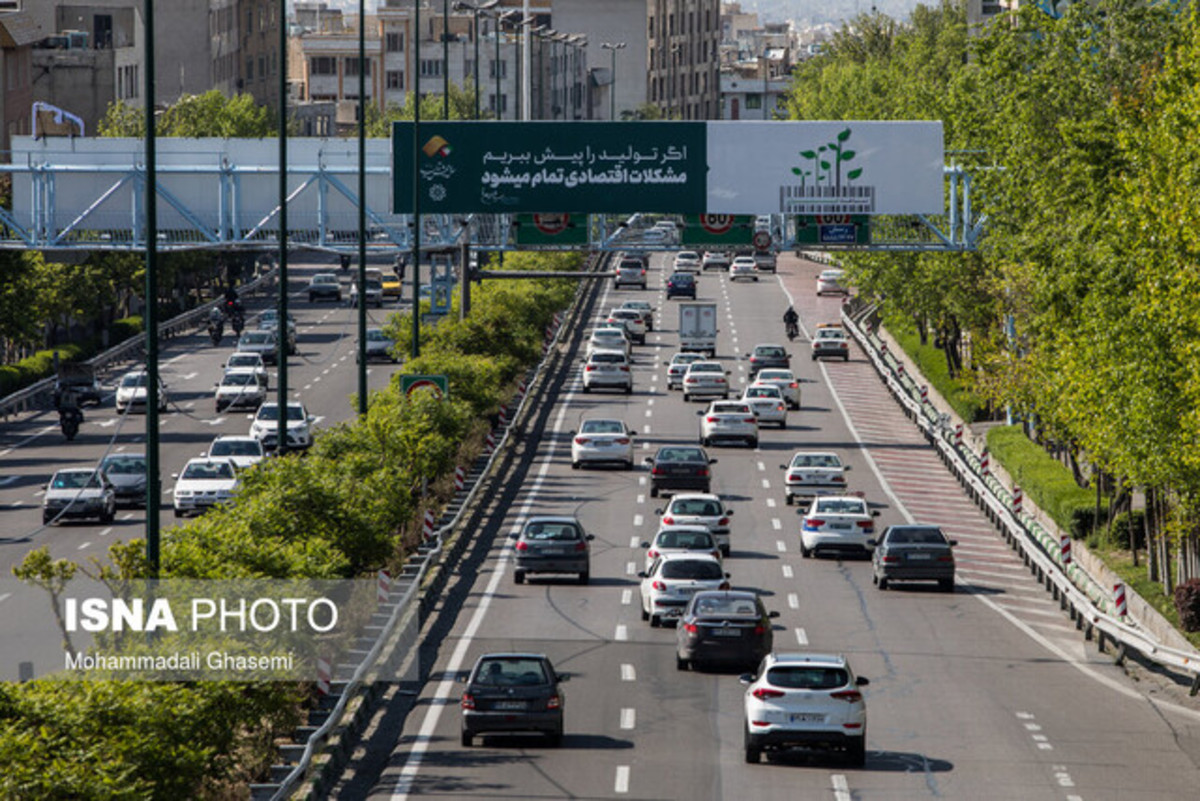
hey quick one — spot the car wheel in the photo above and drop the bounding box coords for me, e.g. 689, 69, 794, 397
749, 438, 759, 449
800, 543, 812, 558
676, 655, 690, 671
578, 571, 589, 585
940, 578, 955, 593
514, 570, 525, 584
215, 404, 224, 413
650, 486, 659, 498
778, 421, 787, 430
682, 393, 690, 402
876, 575, 888, 590
847, 735, 866, 768
785, 495, 794, 506
744, 731, 762, 764
42, 513, 52, 525
309, 294, 316, 303
101, 505, 114, 524
641, 605, 650, 621
720, 544, 730, 557
460, 730, 472, 748
625, 385, 633, 395
545, 728, 564, 748
571, 461, 581, 470
581, 384, 590, 394
623, 460, 634, 470
650, 614, 660, 628
843, 355, 850, 362
173, 508, 183, 519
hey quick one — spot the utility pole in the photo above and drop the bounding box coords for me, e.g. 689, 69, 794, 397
412, 0, 422, 358
357, 0, 368, 415
142, 0, 160, 576
276, 0, 290, 455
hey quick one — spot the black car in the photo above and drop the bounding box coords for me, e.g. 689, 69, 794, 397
676, 590, 778, 671
746, 344, 791, 377
99, 453, 148, 507
644, 446, 716, 498
511, 516, 594, 584
666, 272, 697, 299
460, 652, 568, 747
871, 525, 957, 592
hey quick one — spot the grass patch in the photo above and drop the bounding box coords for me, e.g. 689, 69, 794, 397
883, 317, 985, 422
1097, 549, 1200, 650
986, 425, 1101, 538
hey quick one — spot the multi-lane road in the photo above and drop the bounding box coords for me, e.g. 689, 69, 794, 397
334, 253, 1200, 800
0, 258, 407, 679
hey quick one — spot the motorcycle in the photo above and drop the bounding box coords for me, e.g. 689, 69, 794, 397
60, 407, 82, 441
785, 320, 799, 341
230, 311, 245, 336
208, 320, 224, 346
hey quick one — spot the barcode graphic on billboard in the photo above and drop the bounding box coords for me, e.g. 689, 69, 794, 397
780, 185, 876, 214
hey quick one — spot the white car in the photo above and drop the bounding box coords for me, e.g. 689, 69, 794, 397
250, 401, 316, 451
640, 526, 723, 572
816, 268, 849, 295
619, 300, 655, 331
350, 277, 385, 307
800, 495, 880, 558
730, 256, 758, 282
582, 350, 633, 393
638, 553, 729, 627
701, 251, 731, 271
224, 352, 269, 388
607, 308, 647, 344
213, 369, 266, 412
587, 327, 632, 358
698, 400, 759, 448
742, 384, 788, 428
657, 492, 734, 555
570, 418, 636, 469
665, 352, 705, 390
755, 368, 801, 409
741, 652, 868, 766
812, 327, 851, 361
236, 330, 280, 365
783, 451, 851, 505
207, 435, 266, 469
172, 458, 239, 518
681, 361, 731, 402
358, 327, 398, 363
42, 468, 116, 525
614, 257, 648, 289
674, 251, 701, 272
257, 310, 297, 354
115, 369, 168, 414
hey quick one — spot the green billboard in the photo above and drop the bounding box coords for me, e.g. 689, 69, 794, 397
681, 214, 755, 246
514, 213, 590, 246
393, 122, 707, 214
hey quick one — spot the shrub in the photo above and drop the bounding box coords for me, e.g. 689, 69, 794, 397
110, 315, 143, 344
1174, 579, 1200, 632
884, 316, 987, 422
1110, 510, 1146, 550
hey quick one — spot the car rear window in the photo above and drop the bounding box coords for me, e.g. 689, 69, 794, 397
591, 353, 626, 364
692, 596, 758, 616
657, 529, 714, 549
657, 448, 704, 462
473, 658, 550, 686
791, 454, 841, 468
814, 499, 867, 515
523, 522, 582, 541
886, 528, 947, 545
767, 666, 849, 690
756, 347, 786, 357
713, 404, 751, 414
672, 499, 722, 516
661, 560, 724, 580
689, 363, 721, 373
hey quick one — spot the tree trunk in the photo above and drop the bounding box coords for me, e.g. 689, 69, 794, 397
1146, 487, 1158, 582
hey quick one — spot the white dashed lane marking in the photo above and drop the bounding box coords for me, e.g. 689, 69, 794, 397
621, 663, 636, 681
615, 765, 630, 794
615, 625, 628, 642
787, 593, 799, 609
782, 565, 794, 579
795, 628, 809, 645
620, 708, 636, 730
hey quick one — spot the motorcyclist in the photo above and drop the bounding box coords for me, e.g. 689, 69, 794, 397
394, 253, 407, 282
783, 305, 800, 339
58, 385, 83, 438
222, 284, 243, 317
207, 306, 224, 344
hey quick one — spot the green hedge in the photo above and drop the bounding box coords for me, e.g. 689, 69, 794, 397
0, 317, 142, 397
884, 317, 986, 422
987, 425, 1104, 539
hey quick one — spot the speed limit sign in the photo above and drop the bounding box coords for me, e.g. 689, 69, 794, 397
698, 214, 735, 235
752, 230, 772, 250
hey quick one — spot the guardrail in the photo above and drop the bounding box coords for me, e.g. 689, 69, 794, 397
258, 253, 606, 800
0, 269, 278, 420
839, 301, 1200, 693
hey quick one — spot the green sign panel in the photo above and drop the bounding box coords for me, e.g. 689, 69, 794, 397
393, 122, 707, 214
794, 215, 871, 245
681, 214, 755, 246
514, 213, 590, 246
400, 374, 449, 399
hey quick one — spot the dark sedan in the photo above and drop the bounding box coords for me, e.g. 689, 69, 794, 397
644, 446, 716, 498
99, 453, 147, 507
460, 652, 568, 747
746, 343, 791, 377
666, 271, 697, 299
511, 516, 593, 585
676, 590, 777, 671
871, 525, 957, 592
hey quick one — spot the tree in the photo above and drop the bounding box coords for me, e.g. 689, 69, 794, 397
98, 91, 275, 138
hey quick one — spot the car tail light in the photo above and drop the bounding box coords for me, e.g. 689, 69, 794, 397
663, 515, 675, 525
937, 555, 955, 563
647, 549, 659, 559
706, 416, 719, 423
832, 475, 846, 483
843, 722, 863, 730
652, 580, 666, 591
697, 468, 709, 476
711, 550, 721, 559
620, 366, 630, 372
856, 521, 874, 529
752, 688, 785, 700
807, 518, 824, 527
716, 377, 726, 383
615, 438, 630, 445
686, 377, 698, 384
461, 693, 475, 710
776, 405, 785, 412
881, 555, 900, 563
753, 624, 766, 635
585, 365, 596, 372
744, 417, 757, 424
574, 437, 590, 445
718, 581, 730, 590
514, 541, 528, 552
574, 541, 588, 552
831, 689, 862, 703
546, 696, 561, 710
683, 623, 698, 633
652, 466, 664, 475
789, 382, 798, 388
840, 342, 848, 349
718, 517, 730, 526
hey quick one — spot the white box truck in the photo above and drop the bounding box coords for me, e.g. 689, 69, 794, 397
679, 302, 718, 357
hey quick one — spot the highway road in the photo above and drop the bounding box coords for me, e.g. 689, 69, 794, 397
0, 257, 409, 680
335, 252, 1200, 800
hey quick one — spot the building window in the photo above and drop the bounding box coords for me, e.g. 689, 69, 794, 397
745, 93, 762, 110
386, 32, 404, 52
489, 93, 507, 113
246, 57, 254, 80
489, 59, 507, 79
258, 56, 266, 81
345, 57, 372, 76
310, 57, 336, 76
387, 70, 404, 89
420, 59, 442, 77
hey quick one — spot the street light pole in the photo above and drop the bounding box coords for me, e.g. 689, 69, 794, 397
357, 0, 368, 415
276, 0, 290, 455
601, 42, 625, 121
412, 0, 422, 358
454, 1, 498, 121
142, 0, 159, 576
442, 0, 450, 119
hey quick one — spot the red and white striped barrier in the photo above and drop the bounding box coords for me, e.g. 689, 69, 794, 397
981, 449, 990, 477
919, 384, 928, 404
896, 363, 906, 379
1113, 582, 1128, 617
316, 654, 332, 695
1060, 534, 1072, 566
377, 569, 391, 603
1012, 485, 1023, 515
517, 380, 527, 398
454, 466, 466, 492
423, 509, 436, 541
498, 405, 508, 427
879, 340, 888, 356
485, 430, 496, 452
954, 423, 964, 447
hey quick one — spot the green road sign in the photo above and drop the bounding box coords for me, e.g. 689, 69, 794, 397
794, 215, 871, 245
393, 122, 707, 214
514, 213, 590, 246
401, 374, 448, 399
682, 214, 755, 246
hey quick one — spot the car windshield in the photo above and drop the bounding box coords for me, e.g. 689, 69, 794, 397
755, 347, 785, 357
661, 560, 723, 580
657, 529, 714, 549
658, 448, 705, 463
767, 666, 849, 690
581, 420, 625, 434
758, 370, 793, 381
678, 252, 699, 260
671, 499, 722, 516
522, 522, 582, 541
670, 273, 693, 282
181, 462, 235, 480
120, 373, 148, 387
473, 657, 550, 687
241, 332, 272, 344
745, 387, 780, 399
886, 528, 947, 545
101, 456, 145, 475
815, 499, 867, 515
817, 329, 845, 340
672, 354, 702, 365
52, 471, 100, 489
211, 440, 263, 457
366, 281, 382, 290
791, 453, 841, 468
692, 596, 758, 616
594, 329, 624, 338
367, 330, 389, 341
312, 274, 337, 284
257, 405, 306, 421
222, 373, 257, 386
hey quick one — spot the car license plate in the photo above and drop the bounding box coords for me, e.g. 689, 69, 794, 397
788, 713, 824, 723
494, 701, 526, 711
830, 523, 851, 530
542, 548, 566, 556
908, 553, 932, 560
711, 628, 741, 637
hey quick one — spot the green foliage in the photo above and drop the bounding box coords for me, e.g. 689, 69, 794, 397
364, 83, 482, 136
110, 316, 143, 343
884, 315, 985, 421
1110, 510, 1146, 551
99, 91, 275, 138
986, 425, 1103, 538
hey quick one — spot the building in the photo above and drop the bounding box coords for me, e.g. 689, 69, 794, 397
719, 63, 788, 120
553, 0, 645, 120
0, 10, 38, 151
646, 0, 721, 119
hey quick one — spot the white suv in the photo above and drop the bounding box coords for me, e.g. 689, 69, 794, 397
250, 401, 315, 451
741, 653, 868, 766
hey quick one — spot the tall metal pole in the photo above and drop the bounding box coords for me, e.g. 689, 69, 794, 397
411, 0, 422, 359
472, 8, 480, 119
357, 0, 368, 416
494, 16, 501, 119
602, 42, 624, 122
521, 0, 530, 120
442, 0, 450, 119
276, 0, 290, 455
142, 0, 160, 577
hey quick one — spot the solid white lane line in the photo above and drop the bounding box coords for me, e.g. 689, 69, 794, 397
832, 774, 851, 801
621, 663, 636, 682
615, 766, 630, 794
620, 708, 636, 729
621, 589, 633, 606
795, 628, 809, 645
782, 565, 794, 579
787, 593, 799, 609
615, 624, 628, 642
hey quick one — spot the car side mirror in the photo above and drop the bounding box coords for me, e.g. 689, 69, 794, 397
636, 571, 647, 578
844, 465, 853, 471
640, 541, 650, 548
629, 431, 637, 436
709, 458, 718, 465
724, 572, 731, 579
568, 430, 576, 436
507, 531, 518, 538
866, 539, 877, 547
643, 457, 654, 464
856, 676, 870, 687
557, 673, 570, 683
662, 361, 670, 366
308, 415, 316, 422
726, 510, 734, 516
696, 410, 705, 416
654, 508, 664, 516
871, 510, 880, 517
778, 464, 788, 469
725, 370, 732, 375
768, 611, 780, 618
585, 534, 595, 541
738, 674, 754, 686
949, 540, 959, 547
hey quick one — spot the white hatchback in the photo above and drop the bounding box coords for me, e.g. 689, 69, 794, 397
698, 400, 759, 448
742, 384, 788, 428
754, 369, 801, 409
674, 251, 701, 272
664, 352, 705, 390
800, 495, 879, 558
207, 435, 266, 469
172, 458, 239, 518
570, 418, 636, 469
639, 553, 729, 627
681, 361, 731, 402
657, 492, 734, 555
582, 350, 633, 393
607, 308, 647, 344
587, 328, 632, 358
